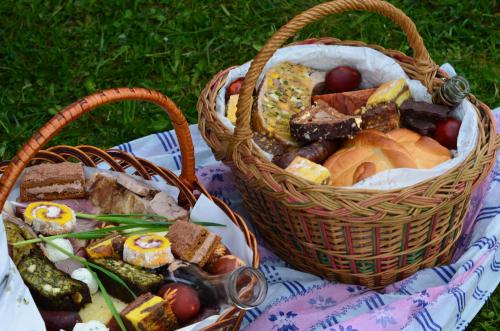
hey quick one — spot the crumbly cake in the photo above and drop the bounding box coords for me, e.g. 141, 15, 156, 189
20, 162, 86, 201
166, 222, 221, 268
290, 101, 362, 142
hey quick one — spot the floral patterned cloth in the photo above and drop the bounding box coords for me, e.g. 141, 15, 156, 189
118, 108, 499, 330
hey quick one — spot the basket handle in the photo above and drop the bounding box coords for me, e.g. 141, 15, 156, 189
231, 0, 436, 150
0, 88, 196, 209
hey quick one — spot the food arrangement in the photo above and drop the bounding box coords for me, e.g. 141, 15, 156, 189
4, 161, 261, 331
225, 61, 462, 186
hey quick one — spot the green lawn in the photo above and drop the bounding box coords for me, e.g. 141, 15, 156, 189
0, 0, 498, 329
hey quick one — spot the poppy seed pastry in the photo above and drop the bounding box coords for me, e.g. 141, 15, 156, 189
20, 162, 86, 202
166, 222, 221, 268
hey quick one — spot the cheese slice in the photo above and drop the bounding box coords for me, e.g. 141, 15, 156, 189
285, 156, 331, 184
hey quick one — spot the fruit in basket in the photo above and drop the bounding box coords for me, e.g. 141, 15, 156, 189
325, 66, 361, 93
226, 77, 245, 99
160, 283, 201, 324
433, 117, 461, 149
254, 61, 325, 145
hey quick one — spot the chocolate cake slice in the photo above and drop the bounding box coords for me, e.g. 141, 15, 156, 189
290, 100, 362, 142
166, 222, 221, 268
20, 162, 86, 202
357, 102, 400, 133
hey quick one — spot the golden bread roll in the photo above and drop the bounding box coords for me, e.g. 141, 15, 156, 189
324, 129, 451, 186
386, 128, 451, 169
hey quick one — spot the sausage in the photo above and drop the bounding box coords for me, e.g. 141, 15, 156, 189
272, 140, 338, 168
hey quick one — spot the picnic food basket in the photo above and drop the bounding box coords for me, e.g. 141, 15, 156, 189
197, 0, 500, 288
0, 88, 259, 331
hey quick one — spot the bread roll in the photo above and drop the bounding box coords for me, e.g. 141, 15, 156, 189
324, 129, 451, 186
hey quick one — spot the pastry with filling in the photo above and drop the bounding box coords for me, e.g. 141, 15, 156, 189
290, 100, 361, 142
166, 222, 221, 268
90, 258, 164, 302
366, 78, 411, 107
86, 234, 125, 260
20, 162, 86, 202
120, 293, 178, 331
253, 61, 325, 145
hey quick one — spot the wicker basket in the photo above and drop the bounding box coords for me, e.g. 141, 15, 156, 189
0, 88, 259, 331
197, 0, 500, 288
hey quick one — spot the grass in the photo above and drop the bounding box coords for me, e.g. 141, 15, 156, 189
0, 0, 498, 328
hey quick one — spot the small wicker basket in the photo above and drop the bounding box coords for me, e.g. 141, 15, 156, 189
0, 88, 259, 331
197, 0, 500, 288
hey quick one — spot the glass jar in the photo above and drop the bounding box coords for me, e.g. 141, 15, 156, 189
164, 261, 268, 309
433, 75, 471, 106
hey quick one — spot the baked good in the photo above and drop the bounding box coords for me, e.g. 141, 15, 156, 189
386, 129, 451, 169
90, 258, 164, 302
123, 234, 174, 269
357, 102, 400, 132
401, 115, 437, 136
399, 100, 450, 121
253, 61, 325, 145
290, 101, 361, 142
312, 88, 376, 115
166, 222, 221, 268
324, 130, 417, 186
324, 129, 451, 186
366, 78, 411, 107
18, 252, 91, 311
86, 234, 125, 260
20, 162, 86, 201
226, 94, 239, 125
121, 293, 178, 331
272, 140, 338, 169
284, 156, 331, 184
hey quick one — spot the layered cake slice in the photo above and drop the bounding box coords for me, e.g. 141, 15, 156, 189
20, 162, 86, 201
290, 100, 362, 142
121, 293, 178, 331
166, 222, 221, 268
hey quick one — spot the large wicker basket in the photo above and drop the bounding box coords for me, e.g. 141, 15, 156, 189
0, 88, 259, 330
197, 0, 500, 288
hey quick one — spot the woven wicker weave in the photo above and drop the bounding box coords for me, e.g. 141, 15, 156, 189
0, 88, 259, 331
197, 0, 500, 288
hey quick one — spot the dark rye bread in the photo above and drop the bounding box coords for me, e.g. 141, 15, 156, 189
290, 100, 361, 142
17, 252, 91, 311
20, 162, 86, 202
166, 222, 221, 268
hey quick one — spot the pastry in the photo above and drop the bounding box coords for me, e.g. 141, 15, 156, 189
290, 100, 362, 142
20, 162, 86, 202
123, 234, 174, 269
366, 78, 411, 107
24, 201, 76, 235
272, 140, 338, 169
226, 94, 239, 125
357, 102, 400, 132
121, 293, 178, 331
386, 128, 451, 168
86, 234, 125, 260
166, 222, 221, 268
90, 258, 164, 302
324, 130, 416, 186
324, 129, 451, 186
253, 61, 325, 145
284, 156, 331, 184
312, 88, 376, 115
399, 100, 450, 121
18, 252, 91, 311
